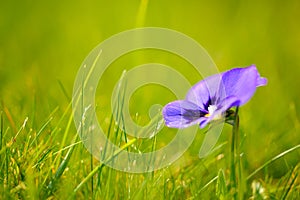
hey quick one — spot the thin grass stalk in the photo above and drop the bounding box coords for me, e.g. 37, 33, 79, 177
247, 144, 300, 180
135, 0, 149, 27
71, 137, 137, 196
47, 134, 78, 192
230, 106, 239, 199
280, 166, 298, 200
0, 111, 3, 186
0, 111, 3, 152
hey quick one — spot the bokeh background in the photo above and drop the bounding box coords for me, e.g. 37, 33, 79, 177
1, 0, 300, 195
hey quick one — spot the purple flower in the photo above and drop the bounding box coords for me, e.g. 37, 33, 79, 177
162, 65, 267, 128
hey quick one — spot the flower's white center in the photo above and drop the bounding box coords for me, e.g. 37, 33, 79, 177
205, 105, 222, 120
207, 105, 217, 115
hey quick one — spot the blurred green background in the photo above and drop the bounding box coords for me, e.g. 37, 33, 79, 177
1, 0, 300, 182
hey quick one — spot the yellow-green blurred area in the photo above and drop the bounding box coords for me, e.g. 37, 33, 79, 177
1, 0, 300, 179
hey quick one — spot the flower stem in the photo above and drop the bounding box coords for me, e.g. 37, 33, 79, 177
230, 106, 239, 199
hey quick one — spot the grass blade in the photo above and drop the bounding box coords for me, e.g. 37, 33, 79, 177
47, 135, 78, 192
247, 144, 300, 180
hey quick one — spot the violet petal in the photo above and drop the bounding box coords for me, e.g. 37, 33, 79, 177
162, 100, 207, 128
220, 65, 265, 106
186, 73, 222, 109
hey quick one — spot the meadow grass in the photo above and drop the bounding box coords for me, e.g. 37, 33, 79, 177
0, 70, 299, 199
1, 0, 300, 199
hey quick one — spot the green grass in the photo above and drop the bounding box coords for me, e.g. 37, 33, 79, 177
1, 0, 300, 199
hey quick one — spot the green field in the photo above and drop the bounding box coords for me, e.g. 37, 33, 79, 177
1, 0, 300, 199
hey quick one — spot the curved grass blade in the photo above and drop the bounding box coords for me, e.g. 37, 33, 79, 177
247, 144, 300, 180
